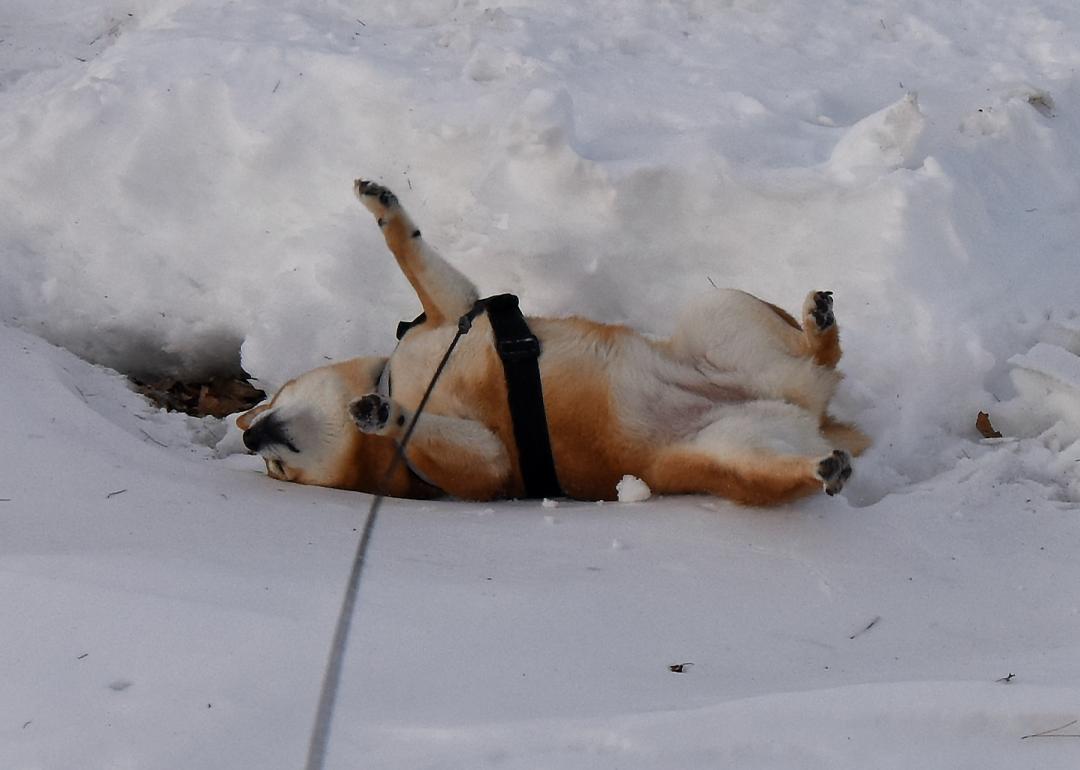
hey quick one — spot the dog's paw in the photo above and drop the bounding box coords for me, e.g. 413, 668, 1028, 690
348, 393, 400, 435
816, 449, 852, 496
803, 290, 835, 332
353, 179, 400, 220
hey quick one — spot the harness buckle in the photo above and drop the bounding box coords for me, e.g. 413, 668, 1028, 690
497, 334, 540, 361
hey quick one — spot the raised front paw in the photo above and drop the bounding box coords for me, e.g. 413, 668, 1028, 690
348, 393, 400, 435
816, 449, 852, 496
804, 290, 835, 332
353, 179, 399, 220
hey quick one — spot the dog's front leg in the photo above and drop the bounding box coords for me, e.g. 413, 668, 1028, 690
348, 394, 511, 501
354, 180, 479, 327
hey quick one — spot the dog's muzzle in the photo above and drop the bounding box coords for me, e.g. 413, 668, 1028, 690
242, 413, 297, 453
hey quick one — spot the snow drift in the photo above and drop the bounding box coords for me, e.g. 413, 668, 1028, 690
2, 0, 1080, 768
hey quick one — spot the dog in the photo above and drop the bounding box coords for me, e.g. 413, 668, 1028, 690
236, 179, 869, 505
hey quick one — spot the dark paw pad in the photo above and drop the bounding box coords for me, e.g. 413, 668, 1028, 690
817, 449, 852, 496
355, 179, 398, 208
810, 291, 834, 331
348, 394, 392, 433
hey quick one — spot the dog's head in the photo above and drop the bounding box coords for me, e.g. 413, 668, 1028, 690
236, 357, 396, 491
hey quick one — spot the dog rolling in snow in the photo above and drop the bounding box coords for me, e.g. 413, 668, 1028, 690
236, 180, 868, 505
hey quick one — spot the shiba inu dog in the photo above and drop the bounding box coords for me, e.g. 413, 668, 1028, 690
236, 180, 868, 505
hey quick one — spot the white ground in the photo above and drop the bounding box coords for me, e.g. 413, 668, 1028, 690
3, 1, 1080, 768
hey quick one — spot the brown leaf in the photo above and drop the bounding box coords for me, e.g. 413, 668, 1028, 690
976, 411, 1002, 439
133, 375, 265, 418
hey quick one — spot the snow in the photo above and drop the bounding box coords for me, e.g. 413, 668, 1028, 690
1009, 343, 1080, 397
3, 0, 1080, 768
616, 474, 651, 503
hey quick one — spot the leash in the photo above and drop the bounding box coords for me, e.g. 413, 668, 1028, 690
303, 300, 486, 770
395, 294, 562, 499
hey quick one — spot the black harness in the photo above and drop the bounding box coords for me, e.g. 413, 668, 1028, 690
394, 294, 562, 499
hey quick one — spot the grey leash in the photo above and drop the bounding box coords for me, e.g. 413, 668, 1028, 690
303, 302, 485, 770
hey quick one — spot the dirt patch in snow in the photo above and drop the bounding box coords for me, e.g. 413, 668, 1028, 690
130, 376, 264, 418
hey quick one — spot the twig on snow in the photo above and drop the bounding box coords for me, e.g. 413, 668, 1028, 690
106, 489, 127, 499
849, 616, 881, 640
139, 429, 168, 448
88, 22, 121, 47
1021, 719, 1080, 740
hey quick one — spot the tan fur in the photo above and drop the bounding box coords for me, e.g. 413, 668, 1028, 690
764, 301, 802, 331
647, 448, 823, 506
820, 415, 872, 457
382, 216, 444, 324
235, 402, 269, 431
237, 180, 870, 506
800, 292, 843, 368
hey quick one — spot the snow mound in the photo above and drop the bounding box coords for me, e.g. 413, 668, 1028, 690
986, 330, 1080, 499
1, 0, 1077, 502
827, 93, 925, 183
5, 2, 1080, 765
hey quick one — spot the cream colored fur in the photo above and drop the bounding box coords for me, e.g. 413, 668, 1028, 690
237, 180, 867, 505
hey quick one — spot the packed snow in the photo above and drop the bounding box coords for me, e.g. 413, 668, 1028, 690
2, 0, 1080, 768
615, 474, 651, 503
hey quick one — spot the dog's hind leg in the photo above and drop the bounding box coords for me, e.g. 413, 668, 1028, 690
643, 400, 852, 505
354, 179, 479, 326
646, 446, 851, 505
348, 394, 511, 500
796, 292, 871, 454
669, 289, 842, 416
801, 290, 842, 368
820, 414, 871, 457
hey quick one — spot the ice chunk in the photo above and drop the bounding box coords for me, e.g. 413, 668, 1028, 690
1008, 343, 1080, 397
616, 475, 652, 503
990, 341, 1080, 448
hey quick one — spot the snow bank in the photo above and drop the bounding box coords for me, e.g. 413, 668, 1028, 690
3, 1, 1079, 385
5, 0, 1080, 767
3, 0, 1079, 506
987, 323, 1080, 498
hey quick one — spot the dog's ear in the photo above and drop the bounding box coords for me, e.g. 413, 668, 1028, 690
236, 402, 271, 431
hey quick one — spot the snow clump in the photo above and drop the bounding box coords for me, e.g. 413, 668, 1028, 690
616, 475, 652, 503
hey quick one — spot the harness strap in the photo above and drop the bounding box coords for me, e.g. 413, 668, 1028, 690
395, 295, 562, 499
483, 294, 562, 499
396, 312, 426, 340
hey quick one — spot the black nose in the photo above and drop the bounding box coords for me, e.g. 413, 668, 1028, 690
242, 413, 299, 454
243, 425, 263, 452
